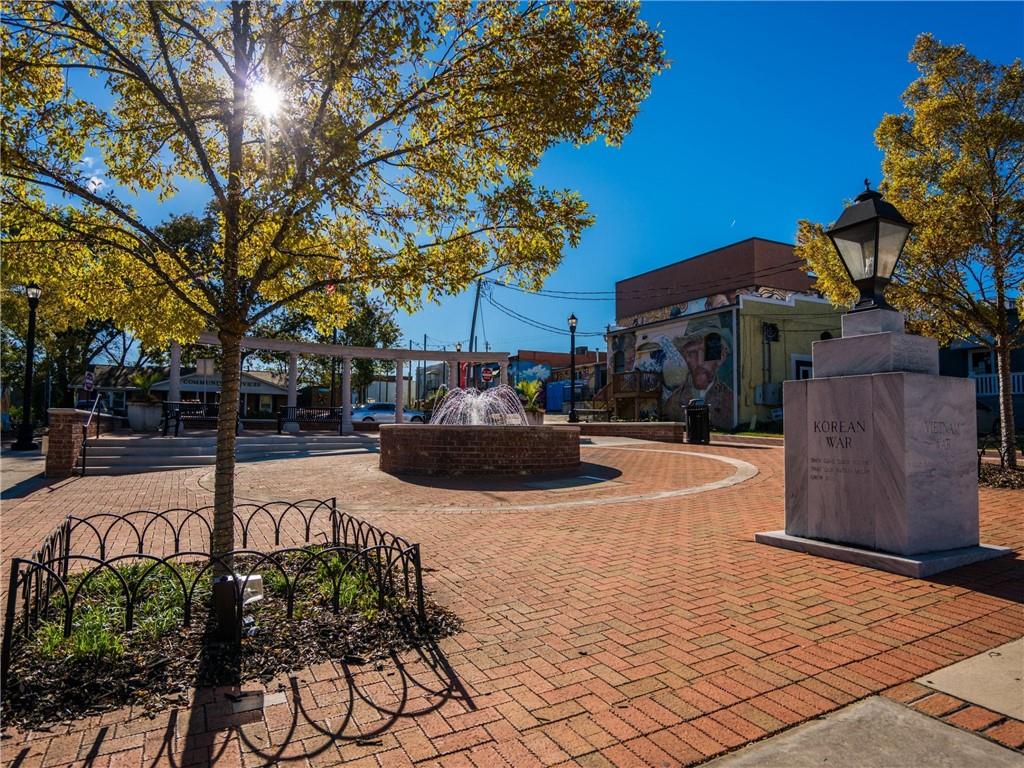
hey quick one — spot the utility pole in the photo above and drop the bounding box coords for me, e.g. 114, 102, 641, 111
467, 278, 482, 388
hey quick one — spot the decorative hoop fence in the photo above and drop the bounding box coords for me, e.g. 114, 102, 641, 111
1, 499, 426, 690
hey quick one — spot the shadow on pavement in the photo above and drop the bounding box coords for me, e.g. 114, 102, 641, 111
395, 461, 623, 492
927, 553, 1024, 605
63, 632, 470, 767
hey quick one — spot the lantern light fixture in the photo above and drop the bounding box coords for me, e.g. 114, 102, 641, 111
825, 180, 913, 313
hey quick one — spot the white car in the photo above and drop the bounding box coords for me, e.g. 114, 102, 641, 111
351, 403, 425, 423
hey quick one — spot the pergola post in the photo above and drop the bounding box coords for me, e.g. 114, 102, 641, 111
393, 359, 404, 424
499, 365, 507, 386
447, 360, 458, 391
341, 356, 352, 434
283, 352, 300, 433
168, 341, 181, 402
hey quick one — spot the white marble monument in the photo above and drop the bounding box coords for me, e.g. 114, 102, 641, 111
756, 309, 1012, 577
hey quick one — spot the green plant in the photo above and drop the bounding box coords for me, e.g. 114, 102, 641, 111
32, 561, 204, 663
256, 548, 382, 619
516, 380, 544, 413
129, 370, 163, 403
417, 387, 450, 418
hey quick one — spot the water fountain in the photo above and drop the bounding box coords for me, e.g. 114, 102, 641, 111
378, 386, 580, 476
429, 385, 528, 426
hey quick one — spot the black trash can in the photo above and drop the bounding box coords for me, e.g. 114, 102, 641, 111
685, 399, 711, 445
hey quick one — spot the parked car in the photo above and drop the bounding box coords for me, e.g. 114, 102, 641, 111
351, 403, 425, 423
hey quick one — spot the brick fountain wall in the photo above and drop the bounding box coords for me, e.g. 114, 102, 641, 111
379, 424, 580, 476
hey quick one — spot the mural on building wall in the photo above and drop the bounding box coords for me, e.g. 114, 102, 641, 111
617, 285, 811, 328
615, 313, 735, 428
510, 361, 553, 385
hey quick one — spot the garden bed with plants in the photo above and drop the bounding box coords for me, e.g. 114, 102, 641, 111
979, 464, 1024, 490
1, 502, 460, 730
2, 550, 458, 729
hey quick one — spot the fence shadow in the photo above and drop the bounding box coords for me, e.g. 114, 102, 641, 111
72, 631, 470, 767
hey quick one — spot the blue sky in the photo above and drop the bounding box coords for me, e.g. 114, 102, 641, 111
66, 2, 1023, 359
398, 1, 1024, 356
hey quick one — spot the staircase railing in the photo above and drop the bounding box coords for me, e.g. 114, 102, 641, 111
76, 397, 104, 477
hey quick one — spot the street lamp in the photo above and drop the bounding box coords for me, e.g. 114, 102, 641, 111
13, 283, 42, 450
826, 180, 913, 312
454, 342, 462, 389
567, 313, 578, 424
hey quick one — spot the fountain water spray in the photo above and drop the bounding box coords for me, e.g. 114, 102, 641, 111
430, 385, 529, 426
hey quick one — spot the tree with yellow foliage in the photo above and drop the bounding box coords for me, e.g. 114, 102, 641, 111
2, 2, 665, 563
797, 34, 1022, 468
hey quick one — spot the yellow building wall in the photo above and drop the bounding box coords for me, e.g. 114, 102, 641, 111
737, 298, 843, 428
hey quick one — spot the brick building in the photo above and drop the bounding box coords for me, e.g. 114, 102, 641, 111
606, 237, 843, 429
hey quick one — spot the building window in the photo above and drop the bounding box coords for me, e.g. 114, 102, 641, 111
259, 394, 273, 414
705, 333, 723, 362
969, 350, 993, 376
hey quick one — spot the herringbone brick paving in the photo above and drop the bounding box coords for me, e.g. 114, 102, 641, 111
1, 441, 1021, 767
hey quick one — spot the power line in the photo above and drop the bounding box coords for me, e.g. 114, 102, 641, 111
484, 257, 810, 299
485, 293, 605, 337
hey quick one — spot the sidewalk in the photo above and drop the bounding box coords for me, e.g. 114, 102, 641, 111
0, 443, 48, 499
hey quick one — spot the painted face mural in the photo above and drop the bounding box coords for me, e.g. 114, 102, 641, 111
682, 334, 721, 390
630, 313, 735, 428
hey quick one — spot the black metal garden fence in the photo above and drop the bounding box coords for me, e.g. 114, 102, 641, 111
0, 498, 426, 690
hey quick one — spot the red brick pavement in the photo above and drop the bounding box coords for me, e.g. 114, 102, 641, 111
1, 442, 1022, 767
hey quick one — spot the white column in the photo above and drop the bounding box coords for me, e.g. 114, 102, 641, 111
393, 359, 404, 423
287, 353, 298, 406
448, 360, 458, 390
168, 341, 181, 402
341, 356, 353, 434
499, 364, 507, 386
283, 352, 300, 432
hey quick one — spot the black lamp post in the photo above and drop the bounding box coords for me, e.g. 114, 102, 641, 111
826, 180, 913, 312
13, 283, 42, 451
454, 341, 462, 389
567, 313, 578, 423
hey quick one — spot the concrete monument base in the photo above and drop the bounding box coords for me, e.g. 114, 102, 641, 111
759, 308, 1015, 577
281, 420, 300, 433
755, 530, 1012, 578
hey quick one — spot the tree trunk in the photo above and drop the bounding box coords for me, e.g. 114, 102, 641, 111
209, 0, 250, 576
211, 327, 243, 574
995, 342, 1018, 469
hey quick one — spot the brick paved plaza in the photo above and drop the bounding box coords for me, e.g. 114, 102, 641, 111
2, 438, 1022, 767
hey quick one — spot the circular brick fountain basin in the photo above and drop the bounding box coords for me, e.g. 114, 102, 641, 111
379, 424, 581, 476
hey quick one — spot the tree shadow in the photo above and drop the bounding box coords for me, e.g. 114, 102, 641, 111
1, 474, 68, 500
926, 551, 1024, 604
